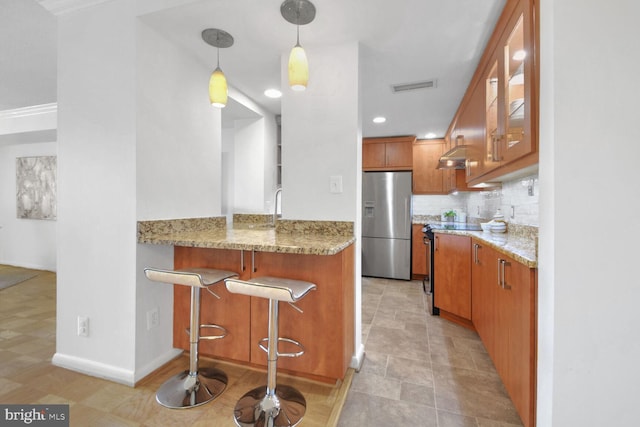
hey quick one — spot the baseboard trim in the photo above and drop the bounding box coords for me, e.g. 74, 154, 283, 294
134, 349, 183, 384
52, 348, 184, 387
350, 344, 366, 372
52, 352, 136, 386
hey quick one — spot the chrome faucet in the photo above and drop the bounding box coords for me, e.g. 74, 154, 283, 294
272, 187, 282, 226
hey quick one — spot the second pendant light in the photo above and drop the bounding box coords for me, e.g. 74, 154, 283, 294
202, 28, 234, 108
281, 0, 316, 91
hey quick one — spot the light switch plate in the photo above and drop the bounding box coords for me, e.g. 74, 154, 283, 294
330, 175, 343, 193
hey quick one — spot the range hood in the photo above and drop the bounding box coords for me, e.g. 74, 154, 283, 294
437, 145, 470, 169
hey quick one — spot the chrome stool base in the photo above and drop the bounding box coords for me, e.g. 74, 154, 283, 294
156, 367, 228, 409
233, 384, 306, 427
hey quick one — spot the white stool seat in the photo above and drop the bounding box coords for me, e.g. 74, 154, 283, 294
144, 267, 237, 288
224, 275, 315, 426
224, 276, 316, 302
144, 266, 238, 409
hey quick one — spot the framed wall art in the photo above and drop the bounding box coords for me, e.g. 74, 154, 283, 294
16, 156, 57, 220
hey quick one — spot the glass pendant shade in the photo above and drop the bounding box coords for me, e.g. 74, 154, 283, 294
209, 67, 228, 108
288, 44, 308, 91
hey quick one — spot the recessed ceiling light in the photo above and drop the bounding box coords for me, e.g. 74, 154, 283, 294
264, 88, 282, 98
512, 50, 526, 61
373, 116, 386, 124
425, 132, 437, 139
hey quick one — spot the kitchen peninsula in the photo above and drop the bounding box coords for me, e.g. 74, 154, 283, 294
138, 216, 356, 382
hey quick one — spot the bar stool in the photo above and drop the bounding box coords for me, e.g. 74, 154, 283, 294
225, 276, 316, 427
144, 267, 238, 409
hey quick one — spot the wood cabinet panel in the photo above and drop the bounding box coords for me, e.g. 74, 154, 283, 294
249, 246, 354, 381
173, 245, 355, 382
411, 224, 428, 278
470, 238, 536, 427
362, 141, 386, 169
471, 241, 498, 356
501, 253, 536, 427
434, 234, 471, 320
385, 140, 413, 168
174, 247, 251, 363
445, 0, 538, 186
363, 136, 415, 171
412, 139, 445, 194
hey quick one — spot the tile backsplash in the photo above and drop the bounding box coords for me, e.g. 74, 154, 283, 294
412, 174, 539, 226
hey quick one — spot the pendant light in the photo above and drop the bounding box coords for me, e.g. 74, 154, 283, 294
202, 28, 234, 108
281, 0, 316, 91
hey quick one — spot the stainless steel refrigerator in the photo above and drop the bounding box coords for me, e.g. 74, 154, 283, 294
362, 171, 412, 280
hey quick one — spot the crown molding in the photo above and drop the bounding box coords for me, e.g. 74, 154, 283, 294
37, 0, 113, 16
0, 103, 58, 119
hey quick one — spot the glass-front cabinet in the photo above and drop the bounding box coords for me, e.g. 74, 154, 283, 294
474, 0, 535, 182
503, 11, 530, 162
484, 58, 501, 172
484, 2, 533, 172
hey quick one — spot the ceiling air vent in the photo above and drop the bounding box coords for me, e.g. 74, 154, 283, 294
391, 79, 437, 93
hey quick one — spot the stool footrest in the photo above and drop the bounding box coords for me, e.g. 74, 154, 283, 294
185, 324, 228, 341
259, 337, 305, 358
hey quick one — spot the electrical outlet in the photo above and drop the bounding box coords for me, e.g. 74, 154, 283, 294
147, 308, 159, 330
77, 316, 89, 337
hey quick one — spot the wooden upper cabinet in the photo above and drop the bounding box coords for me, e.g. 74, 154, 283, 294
412, 139, 445, 194
362, 140, 386, 169
363, 136, 415, 170
446, 0, 538, 185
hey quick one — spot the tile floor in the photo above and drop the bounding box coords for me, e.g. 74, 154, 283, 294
338, 277, 524, 427
0, 268, 349, 426
1, 268, 523, 426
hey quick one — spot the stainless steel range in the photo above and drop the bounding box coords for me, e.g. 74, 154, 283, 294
422, 222, 482, 315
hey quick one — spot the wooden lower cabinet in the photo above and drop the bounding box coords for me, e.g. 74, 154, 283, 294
411, 224, 428, 279
434, 233, 471, 321
471, 239, 536, 427
173, 244, 355, 382
174, 247, 251, 363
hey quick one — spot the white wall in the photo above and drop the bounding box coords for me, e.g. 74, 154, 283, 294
53, 0, 222, 385
0, 141, 57, 270
538, 1, 640, 425
232, 117, 273, 214
281, 42, 360, 222
135, 18, 225, 380
54, 0, 139, 384
136, 23, 222, 221
281, 41, 364, 367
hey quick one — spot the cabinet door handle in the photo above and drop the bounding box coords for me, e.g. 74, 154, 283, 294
499, 258, 512, 290
473, 243, 481, 264
241, 249, 245, 272
251, 249, 256, 273
493, 135, 501, 162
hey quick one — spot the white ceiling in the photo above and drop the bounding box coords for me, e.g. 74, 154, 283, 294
1, 0, 506, 139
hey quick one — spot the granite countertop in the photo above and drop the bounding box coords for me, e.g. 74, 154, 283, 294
137, 216, 355, 256
413, 214, 538, 268
433, 229, 537, 268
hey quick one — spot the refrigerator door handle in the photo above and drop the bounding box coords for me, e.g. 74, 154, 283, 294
404, 197, 409, 231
